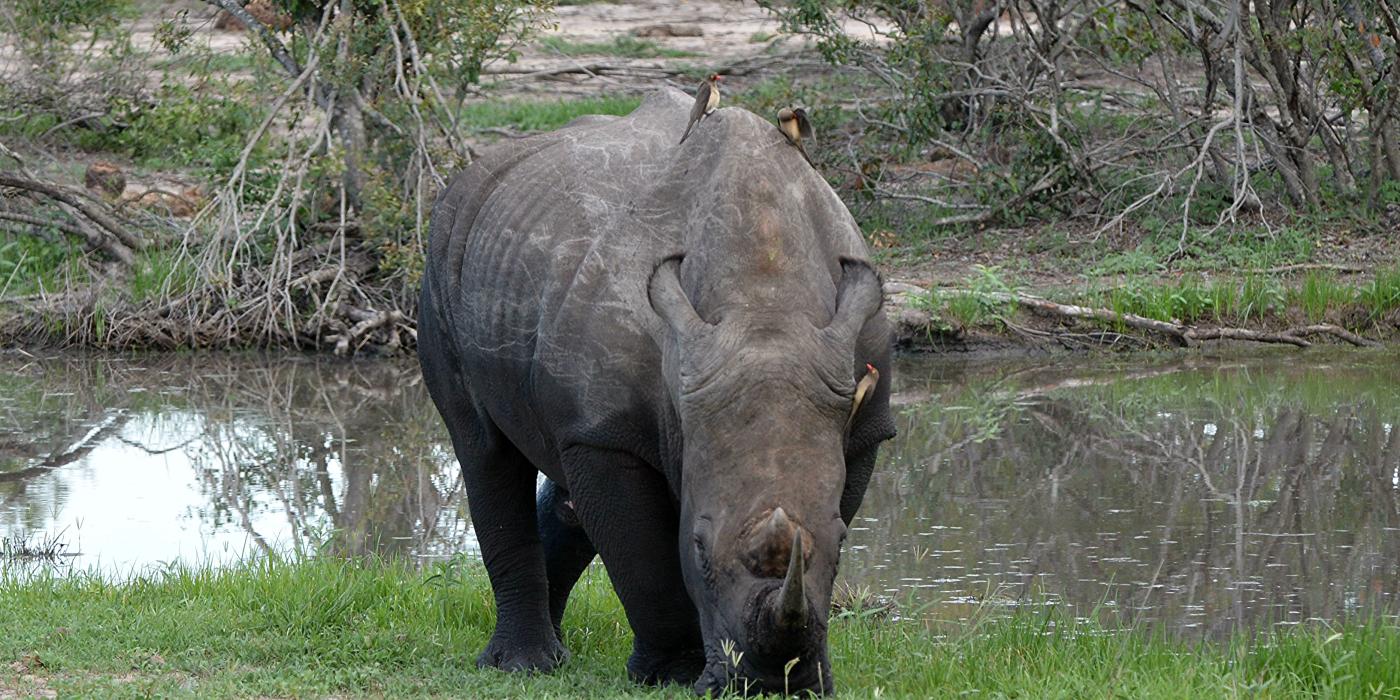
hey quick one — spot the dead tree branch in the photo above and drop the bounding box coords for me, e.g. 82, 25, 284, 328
200, 0, 303, 80
0, 172, 143, 253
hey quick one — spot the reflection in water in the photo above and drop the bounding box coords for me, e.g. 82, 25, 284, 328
1, 350, 1397, 637
852, 352, 1400, 637
0, 354, 465, 569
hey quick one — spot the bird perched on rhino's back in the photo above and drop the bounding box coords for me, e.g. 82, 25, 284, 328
679, 73, 722, 144
418, 88, 895, 697
777, 106, 815, 166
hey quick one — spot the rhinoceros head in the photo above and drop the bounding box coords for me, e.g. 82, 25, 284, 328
648, 255, 883, 695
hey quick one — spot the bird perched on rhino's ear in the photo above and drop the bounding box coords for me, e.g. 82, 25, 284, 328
778, 106, 815, 166
679, 73, 722, 144
846, 363, 879, 433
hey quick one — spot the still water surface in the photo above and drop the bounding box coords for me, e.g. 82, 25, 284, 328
2, 350, 1397, 636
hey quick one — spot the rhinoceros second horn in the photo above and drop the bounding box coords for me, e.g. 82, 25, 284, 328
778, 529, 807, 629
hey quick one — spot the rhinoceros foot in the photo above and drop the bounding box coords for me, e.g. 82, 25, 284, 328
627, 644, 704, 687
476, 632, 569, 674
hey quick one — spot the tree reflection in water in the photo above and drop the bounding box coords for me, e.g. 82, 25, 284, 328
0, 353, 465, 567
852, 353, 1400, 638
181, 357, 464, 560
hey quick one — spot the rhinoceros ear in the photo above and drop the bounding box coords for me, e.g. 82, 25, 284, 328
648, 254, 709, 339
822, 257, 883, 347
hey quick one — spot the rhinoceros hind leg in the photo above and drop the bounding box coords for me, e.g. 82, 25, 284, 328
562, 445, 704, 687
419, 313, 565, 673
537, 478, 597, 639
459, 436, 568, 673
438, 410, 564, 672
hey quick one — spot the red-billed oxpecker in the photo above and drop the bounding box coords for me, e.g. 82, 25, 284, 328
679, 73, 722, 144
846, 363, 879, 433
777, 106, 814, 166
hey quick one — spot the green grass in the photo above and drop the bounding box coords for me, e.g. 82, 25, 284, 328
916, 265, 1400, 338
0, 234, 91, 297
1063, 268, 1400, 329
461, 95, 644, 133
919, 265, 1018, 328
153, 51, 260, 75
537, 35, 696, 59
1086, 224, 1317, 276
1359, 265, 1400, 320
2, 557, 1397, 698
1291, 270, 1356, 323
1, 81, 267, 177
1058, 266, 1400, 329
128, 248, 196, 303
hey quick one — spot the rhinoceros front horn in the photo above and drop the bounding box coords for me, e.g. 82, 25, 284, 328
777, 529, 807, 629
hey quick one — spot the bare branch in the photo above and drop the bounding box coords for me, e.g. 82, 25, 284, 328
0, 173, 141, 262
200, 0, 302, 80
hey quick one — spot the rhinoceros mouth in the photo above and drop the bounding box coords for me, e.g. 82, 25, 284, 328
693, 635, 832, 697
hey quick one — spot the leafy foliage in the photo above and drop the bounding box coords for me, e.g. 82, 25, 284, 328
2, 0, 132, 55
759, 0, 1400, 250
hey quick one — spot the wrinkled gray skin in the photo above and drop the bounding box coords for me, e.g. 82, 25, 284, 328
417, 89, 896, 695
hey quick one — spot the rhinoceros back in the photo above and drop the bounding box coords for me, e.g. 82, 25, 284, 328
420, 89, 876, 475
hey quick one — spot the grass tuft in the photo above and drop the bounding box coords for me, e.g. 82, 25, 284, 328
537, 35, 697, 59
1, 529, 73, 561
1359, 265, 1400, 321
461, 95, 643, 133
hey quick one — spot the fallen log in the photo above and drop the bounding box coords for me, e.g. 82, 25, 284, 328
332, 307, 406, 356
1285, 324, 1378, 347
290, 267, 341, 289
1010, 293, 1186, 340
1184, 327, 1310, 347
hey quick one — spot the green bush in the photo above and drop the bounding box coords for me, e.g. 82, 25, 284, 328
96, 84, 266, 176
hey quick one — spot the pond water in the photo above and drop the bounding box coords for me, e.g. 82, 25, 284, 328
2, 349, 1397, 637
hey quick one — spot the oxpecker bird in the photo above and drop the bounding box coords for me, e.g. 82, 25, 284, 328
777, 106, 815, 166
679, 73, 722, 144
846, 363, 879, 433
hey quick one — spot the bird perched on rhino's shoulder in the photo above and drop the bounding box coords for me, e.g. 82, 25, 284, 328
679, 73, 722, 144
777, 106, 815, 166
846, 362, 879, 433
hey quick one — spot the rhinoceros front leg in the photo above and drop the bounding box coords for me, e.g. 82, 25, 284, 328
562, 445, 705, 686
455, 426, 568, 673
